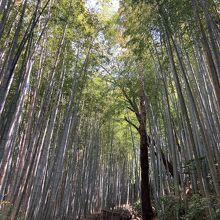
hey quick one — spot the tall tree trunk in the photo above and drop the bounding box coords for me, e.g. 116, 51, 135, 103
139, 72, 154, 220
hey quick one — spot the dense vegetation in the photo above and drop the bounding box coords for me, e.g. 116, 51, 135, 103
0, 0, 220, 219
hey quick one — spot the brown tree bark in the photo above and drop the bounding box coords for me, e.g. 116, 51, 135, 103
138, 80, 154, 220
139, 124, 154, 220
122, 73, 155, 219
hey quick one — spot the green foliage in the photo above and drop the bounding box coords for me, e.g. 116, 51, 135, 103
82, 73, 139, 159
160, 195, 185, 220
120, 0, 155, 58
0, 201, 14, 220
160, 194, 220, 220
185, 194, 209, 220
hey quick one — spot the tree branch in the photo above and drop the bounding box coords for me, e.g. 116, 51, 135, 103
121, 87, 141, 121
124, 116, 139, 132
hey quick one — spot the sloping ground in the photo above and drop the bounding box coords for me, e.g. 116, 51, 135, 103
80, 207, 141, 220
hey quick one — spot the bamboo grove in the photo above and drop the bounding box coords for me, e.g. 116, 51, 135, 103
0, 0, 220, 220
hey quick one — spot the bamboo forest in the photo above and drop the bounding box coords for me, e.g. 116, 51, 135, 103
0, 0, 220, 219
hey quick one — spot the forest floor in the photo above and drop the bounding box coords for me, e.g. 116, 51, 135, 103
79, 207, 141, 220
